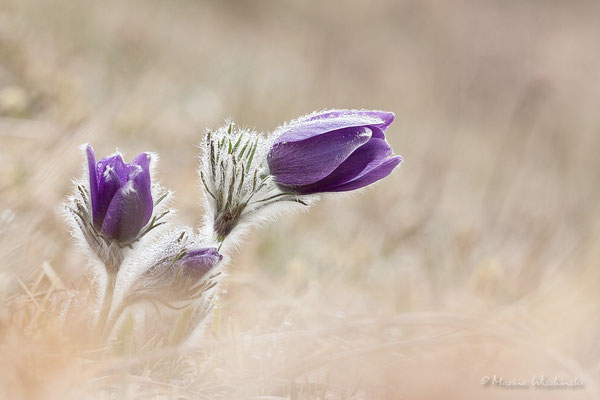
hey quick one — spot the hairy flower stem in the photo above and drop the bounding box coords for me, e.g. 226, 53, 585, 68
101, 301, 127, 342
96, 270, 117, 337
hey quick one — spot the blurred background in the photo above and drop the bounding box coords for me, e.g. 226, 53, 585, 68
1, 0, 600, 398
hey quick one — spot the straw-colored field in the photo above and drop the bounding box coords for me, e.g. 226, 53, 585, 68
1, 0, 600, 399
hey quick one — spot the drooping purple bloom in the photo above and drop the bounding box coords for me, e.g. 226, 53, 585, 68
179, 247, 223, 280
86, 145, 153, 243
267, 110, 402, 194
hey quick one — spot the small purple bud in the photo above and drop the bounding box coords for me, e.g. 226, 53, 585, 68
179, 247, 223, 280
267, 110, 402, 194
86, 145, 153, 244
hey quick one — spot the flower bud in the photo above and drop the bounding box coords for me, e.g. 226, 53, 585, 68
125, 229, 223, 307
86, 145, 153, 244
267, 110, 402, 194
178, 248, 223, 281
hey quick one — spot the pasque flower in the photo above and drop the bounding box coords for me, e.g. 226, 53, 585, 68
103, 239, 223, 339
86, 145, 153, 244
62, 108, 403, 349
107, 229, 223, 331
267, 110, 402, 194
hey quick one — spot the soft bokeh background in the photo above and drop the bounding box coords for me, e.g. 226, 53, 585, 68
1, 0, 600, 398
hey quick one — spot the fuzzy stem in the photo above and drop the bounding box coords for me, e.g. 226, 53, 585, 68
96, 271, 117, 336
102, 301, 127, 341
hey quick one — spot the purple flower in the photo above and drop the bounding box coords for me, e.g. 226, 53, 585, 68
179, 247, 223, 280
131, 245, 222, 302
267, 110, 402, 194
86, 145, 153, 244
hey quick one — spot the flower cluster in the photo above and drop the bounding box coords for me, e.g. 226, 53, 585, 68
64, 109, 401, 348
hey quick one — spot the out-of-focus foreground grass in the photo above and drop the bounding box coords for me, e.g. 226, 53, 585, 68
1, 0, 600, 399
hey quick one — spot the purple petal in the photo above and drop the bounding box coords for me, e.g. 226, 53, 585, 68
94, 155, 125, 229
305, 109, 395, 131
368, 125, 386, 139
325, 155, 402, 192
275, 109, 394, 145
86, 145, 100, 226
268, 126, 372, 186
97, 153, 142, 184
295, 138, 393, 194
131, 152, 153, 225
100, 182, 148, 243
181, 248, 223, 279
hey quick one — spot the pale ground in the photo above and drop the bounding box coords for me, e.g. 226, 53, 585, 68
1, 0, 600, 399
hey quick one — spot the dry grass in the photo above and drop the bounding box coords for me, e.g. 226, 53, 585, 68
1, 0, 600, 398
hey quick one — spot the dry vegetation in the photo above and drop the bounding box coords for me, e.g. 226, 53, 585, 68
1, 0, 600, 399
